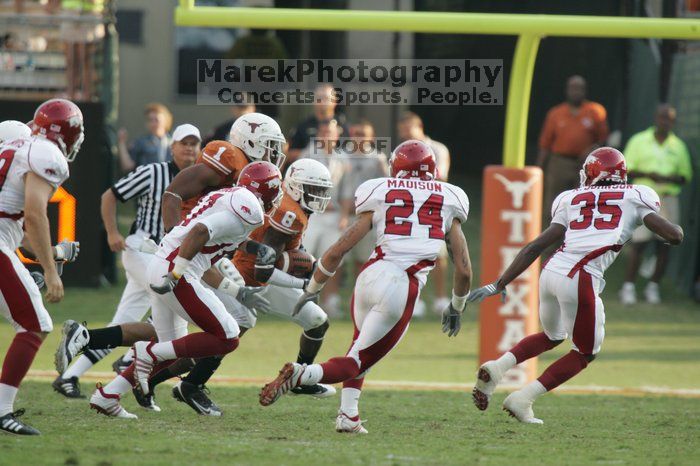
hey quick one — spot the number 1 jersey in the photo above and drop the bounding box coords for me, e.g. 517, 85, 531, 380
546, 184, 660, 280
354, 177, 469, 285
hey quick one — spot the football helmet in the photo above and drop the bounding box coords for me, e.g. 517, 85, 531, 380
229, 112, 286, 168
30, 99, 84, 162
390, 139, 436, 181
237, 161, 283, 212
0, 120, 31, 143
284, 159, 333, 214
579, 147, 627, 187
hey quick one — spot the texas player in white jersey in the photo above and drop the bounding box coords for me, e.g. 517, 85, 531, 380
89, 162, 283, 419
259, 140, 473, 434
468, 147, 683, 424
0, 99, 84, 435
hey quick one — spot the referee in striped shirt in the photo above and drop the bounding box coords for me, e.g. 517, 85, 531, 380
52, 124, 201, 399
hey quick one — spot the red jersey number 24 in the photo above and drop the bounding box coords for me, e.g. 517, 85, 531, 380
384, 189, 445, 239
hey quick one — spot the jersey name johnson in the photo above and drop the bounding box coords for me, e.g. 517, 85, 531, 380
546, 184, 660, 279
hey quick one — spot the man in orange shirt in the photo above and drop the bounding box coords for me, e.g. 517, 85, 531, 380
538, 76, 609, 215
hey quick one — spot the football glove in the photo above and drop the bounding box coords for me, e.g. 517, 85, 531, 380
235, 286, 271, 313
467, 282, 507, 303
30, 271, 45, 290
150, 272, 180, 295
292, 290, 320, 317
54, 240, 80, 263
441, 303, 462, 337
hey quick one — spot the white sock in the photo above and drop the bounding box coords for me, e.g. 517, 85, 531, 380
299, 363, 323, 386
340, 387, 361, 418
622, 281, 635, 290
102, 375, 132, 396
62, 354, 94, 379
0, 383, 18, 416
149, 342, 176, 361
495, 352, 517, 374
121, 347, 134, 363
520, 380, 547, 402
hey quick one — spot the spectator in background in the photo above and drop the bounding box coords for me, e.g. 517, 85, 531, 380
538, 75, 609, 214
204, 95, 255, 145
118, 103, 173, 173
339, 120, 389, 274
397, 111, 451, 317
620, 104, 693, 305
59, 0, 106, 101
301, 119, 350, 316
287, 84, 348, 164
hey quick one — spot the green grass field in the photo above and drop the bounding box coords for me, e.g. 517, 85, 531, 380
1, 284, 699, 465
1, 188, 699, 464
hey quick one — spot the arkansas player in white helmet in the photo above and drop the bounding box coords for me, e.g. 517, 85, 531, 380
468, 147, 683, 424
258, 140, 473, 434
0, 99, 83, 435
89, 161, 284, 419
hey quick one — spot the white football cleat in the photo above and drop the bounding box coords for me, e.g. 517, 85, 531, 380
502, 391, 543, 424
472, 360, 503, 411
644, 282, 661, 304
335, 410, 368, 434
54, 320, 90, 374
619, 282, 637, 306
132, 341, 157, 396
90, 385, 138, 419
259, 362, 306, 406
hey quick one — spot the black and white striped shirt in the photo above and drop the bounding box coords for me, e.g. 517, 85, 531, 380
111, 161, 179, 242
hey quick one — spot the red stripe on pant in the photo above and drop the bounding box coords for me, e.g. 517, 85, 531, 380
173, 278, 227, 339
356, 274, 419, 371
0, 250, 41, 332
320, 273, 419, 384
573, 270, 596, 355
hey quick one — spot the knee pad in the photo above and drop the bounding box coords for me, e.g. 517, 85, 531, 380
304, 320, 329, 340
298, 303, 328, 332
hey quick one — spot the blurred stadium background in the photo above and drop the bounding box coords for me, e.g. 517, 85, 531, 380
0, 1, 699, 464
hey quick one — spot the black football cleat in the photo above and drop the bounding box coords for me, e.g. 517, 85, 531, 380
290, 383, 337, 398
52, 375, 85, 399
172, 381, 222, 416
111, 355, 132, 374
132, 386, 161, 412
0, 409, 41, 435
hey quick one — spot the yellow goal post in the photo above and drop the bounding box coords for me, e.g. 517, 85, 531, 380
175, 1, 700, 168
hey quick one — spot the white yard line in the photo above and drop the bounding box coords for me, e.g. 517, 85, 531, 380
26, 369, 700, 398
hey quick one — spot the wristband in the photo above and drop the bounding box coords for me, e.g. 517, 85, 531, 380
317, 260, 335, 277
218, 277, 241, 296
306, 276, 325, 294
172, 256, 191, 279
451, 290, 468, 313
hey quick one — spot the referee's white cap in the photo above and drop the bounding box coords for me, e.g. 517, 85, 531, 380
172, 123, 201, 142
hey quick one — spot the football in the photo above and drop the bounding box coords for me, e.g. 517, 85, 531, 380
275, 249, 315, 278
